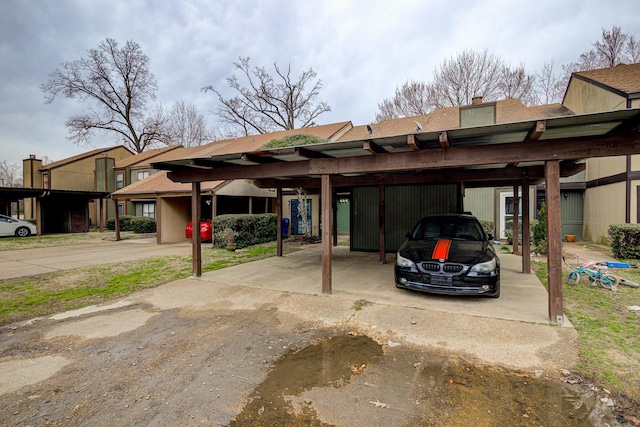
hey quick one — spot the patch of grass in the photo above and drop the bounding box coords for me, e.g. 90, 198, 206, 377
0, 231, 147, 251
531, 259, 640, 401
353, 299, 370, 311
0, 241, 297, 326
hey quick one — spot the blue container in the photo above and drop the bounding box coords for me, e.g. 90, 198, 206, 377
282, 218, 290, 235
606, 261, 630, 268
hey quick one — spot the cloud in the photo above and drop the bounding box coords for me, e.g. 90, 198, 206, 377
1, 0, 639, 167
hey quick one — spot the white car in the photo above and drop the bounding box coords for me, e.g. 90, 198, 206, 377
0, 214, 37, 237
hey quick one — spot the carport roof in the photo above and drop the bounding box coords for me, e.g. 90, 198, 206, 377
153, 108, 640, 188
0, 187, 108, 203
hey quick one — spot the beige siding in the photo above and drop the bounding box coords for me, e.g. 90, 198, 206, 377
158, 197, 191, 243
632, 99, 640, 108
561, 169, 586, 183
632, 179, 640, 223
463, 188, 494, 221
583, 182, 626, 243
563, 78, 627, 114
586, 156, 626, 180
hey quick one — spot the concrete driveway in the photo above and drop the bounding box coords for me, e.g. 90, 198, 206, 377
0, 238, 191, 280
199, 243, 559, 325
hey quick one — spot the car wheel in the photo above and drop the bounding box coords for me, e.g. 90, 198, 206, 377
15, 226, 31, 237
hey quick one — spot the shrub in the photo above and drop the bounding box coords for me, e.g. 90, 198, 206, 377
609, 223, 640, 259
107, 215, 136, 231
531, 204, 547, 255
212, 214, 276, 249
260, 134, 328, 150
479, 219, 495, 237
130, 216, 156, 233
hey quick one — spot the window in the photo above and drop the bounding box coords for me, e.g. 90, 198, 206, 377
137, 170, 150, 181
117, 203, 124, 216
116, 172, 124, 189
142, 203, 155, 218
42, 173, 49, 189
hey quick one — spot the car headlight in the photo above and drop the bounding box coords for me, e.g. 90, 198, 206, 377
469, 258, 497, 275
396, 253, 416, 268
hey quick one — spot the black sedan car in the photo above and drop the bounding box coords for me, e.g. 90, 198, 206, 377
394, 214, 500, 298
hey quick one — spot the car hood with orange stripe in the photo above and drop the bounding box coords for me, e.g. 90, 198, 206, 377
397, 238, 495, 266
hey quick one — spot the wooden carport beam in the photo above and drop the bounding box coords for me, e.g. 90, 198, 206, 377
439, 131, 450, 148
407, 134, 423, 151
545, 160, 563, 324
295, 147, 330, 159
529, 120, 546, 140
364, 141, 387, 154
241, 153, 281, 164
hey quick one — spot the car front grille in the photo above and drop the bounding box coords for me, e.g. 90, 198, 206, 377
421, 262, 467, 275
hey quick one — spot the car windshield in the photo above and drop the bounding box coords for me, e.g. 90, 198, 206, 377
411, 217, 485, 241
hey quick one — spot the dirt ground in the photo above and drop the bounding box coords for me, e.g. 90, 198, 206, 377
0, 238, 637, 426
0, 281, 628, 427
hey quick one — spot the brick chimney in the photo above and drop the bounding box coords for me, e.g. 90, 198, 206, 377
471, 96, 483, 105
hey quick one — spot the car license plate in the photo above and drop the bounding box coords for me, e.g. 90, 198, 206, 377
431, 275, 452, 286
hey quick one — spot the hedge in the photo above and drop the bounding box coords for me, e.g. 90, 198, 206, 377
609, 223, 640, 259
212, 213, 276, 249
107, 215, 135, 231
107, 215, 155, 233
130, 216, 156, 233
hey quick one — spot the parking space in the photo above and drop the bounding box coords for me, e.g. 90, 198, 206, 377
198, 244, 557, 325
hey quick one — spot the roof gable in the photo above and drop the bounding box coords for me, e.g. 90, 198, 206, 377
40, 146, 133, 170
573, 63, 640, 96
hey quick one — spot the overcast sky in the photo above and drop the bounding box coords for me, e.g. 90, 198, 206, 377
1, 0, 639, 167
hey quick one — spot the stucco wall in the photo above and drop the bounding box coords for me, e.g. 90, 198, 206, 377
563, 78, 627, 114
158, 197, 191, 243
583, 181, 626, 243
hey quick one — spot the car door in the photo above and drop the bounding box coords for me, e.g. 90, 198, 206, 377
0, 215, 15, 236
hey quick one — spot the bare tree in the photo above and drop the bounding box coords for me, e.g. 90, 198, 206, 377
533, 60, 565, 104
375, 50, 537, 120
430, 49, 504, 107
0, 160, 22, 187
498, 64, 536, 105
203, 57, 331, 136
375, 80, 434, 122
41, 38, 161, 153
165, 100, 212, 146
563, 26, 639, 78
594, 26, 628, 67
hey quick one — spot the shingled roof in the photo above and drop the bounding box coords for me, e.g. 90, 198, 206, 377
573, 63, 640, 95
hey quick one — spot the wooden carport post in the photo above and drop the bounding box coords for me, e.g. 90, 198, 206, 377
512, 185, 519, 255
276, 187, 283, 257
321, 175, 332, 294
521, 176, 531, 274
113, 197, 121, 241
545, 160, 563, 323
191, 182, 202, 278
378, 184, 386, 264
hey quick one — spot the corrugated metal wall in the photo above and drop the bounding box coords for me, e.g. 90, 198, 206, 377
352, 184, 459, 252
561, 190, 584, 239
